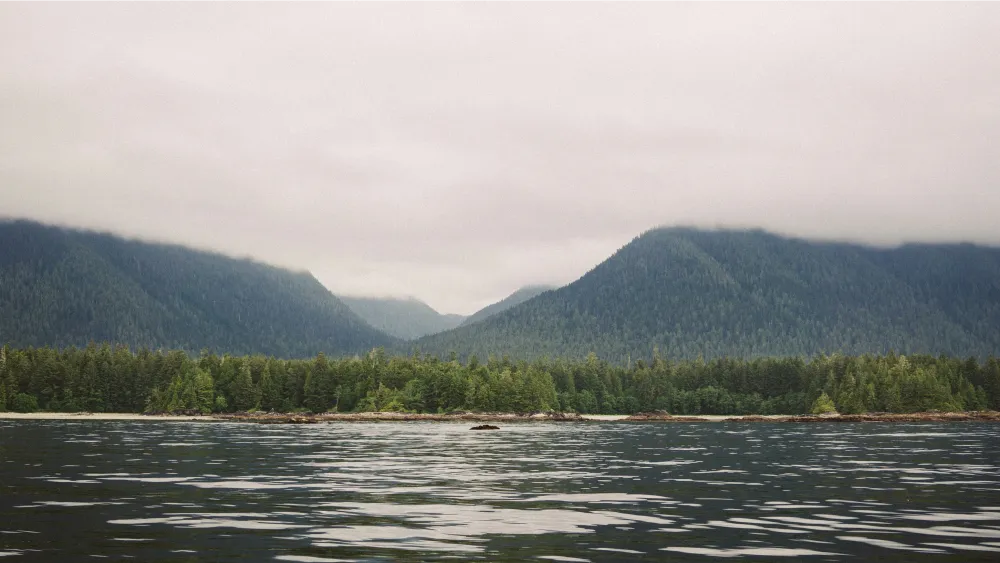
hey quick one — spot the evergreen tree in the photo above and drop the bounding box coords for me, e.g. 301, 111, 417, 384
229, 360, 260, 411
836, 372, 866, 414
0, 373, 8, 412
0, 345, 8, 411
983, 358, 1000, 409
303, 353, 331, 412
259, 363, 284, 412
810, 392, 837, 414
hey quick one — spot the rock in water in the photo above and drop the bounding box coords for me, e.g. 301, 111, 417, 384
470, 424, 499, 430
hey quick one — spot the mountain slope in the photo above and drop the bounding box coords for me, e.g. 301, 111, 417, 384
0, 220, 396, 357
460, 285, 555, 327
414, 228, 1000, 361
340, 296, 465, 340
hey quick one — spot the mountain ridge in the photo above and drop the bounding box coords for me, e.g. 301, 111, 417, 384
412, 227, 1000, 361
6, 220, 1000, 362
460, 285, 556, 327
0, 219, 397, 357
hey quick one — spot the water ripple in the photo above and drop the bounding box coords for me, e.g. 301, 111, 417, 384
1, 420, 998, 561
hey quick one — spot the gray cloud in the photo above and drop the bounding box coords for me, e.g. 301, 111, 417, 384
2, 3, 999, 314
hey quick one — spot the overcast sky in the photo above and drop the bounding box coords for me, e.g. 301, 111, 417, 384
2, 3, 999, 315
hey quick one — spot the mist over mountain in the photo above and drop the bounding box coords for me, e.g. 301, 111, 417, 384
460, 286, 556, 327
0, 220, 396, 357
340, 296, 465, 340
413, 228, 1000, 362
5, 220, 1000, 363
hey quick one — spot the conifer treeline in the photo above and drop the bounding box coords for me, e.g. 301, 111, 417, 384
1, 344, 998, 415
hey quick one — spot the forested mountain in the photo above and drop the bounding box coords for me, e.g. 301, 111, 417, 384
415, 228, 1000, 362
340, 296, 465, 340
0, 220, 396, 357
460, 285, 555, 327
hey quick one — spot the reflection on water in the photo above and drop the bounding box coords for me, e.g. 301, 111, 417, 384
1, 421, 999, 561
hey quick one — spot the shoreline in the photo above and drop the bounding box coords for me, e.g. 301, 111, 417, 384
2, 411, 998, 423
0, 412, 210, 421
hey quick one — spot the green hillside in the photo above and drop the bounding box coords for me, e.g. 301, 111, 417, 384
0, 220, 396, 357
414, 228, 1000, 361
460, 285, 555, 327
340, 296, 465, 340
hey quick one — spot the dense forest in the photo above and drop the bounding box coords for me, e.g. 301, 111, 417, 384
0, 220, 396, 357
459, 285, 555, 327
416, 228, 1000, 361
340, 296, 465, 340
1, 344, 997, 416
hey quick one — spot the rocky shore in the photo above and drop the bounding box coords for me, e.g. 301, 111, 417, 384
623, 411, 1000, 423
197, 410, 1000, 424
3, 411, 998, 424
214, 411, 587, 424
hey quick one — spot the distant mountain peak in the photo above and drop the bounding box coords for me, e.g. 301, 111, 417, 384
339, 295, 466, 340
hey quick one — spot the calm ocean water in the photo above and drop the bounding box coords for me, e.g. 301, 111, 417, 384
1, 420, 999, 561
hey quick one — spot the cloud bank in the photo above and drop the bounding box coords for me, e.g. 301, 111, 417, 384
2, 3, 998, 313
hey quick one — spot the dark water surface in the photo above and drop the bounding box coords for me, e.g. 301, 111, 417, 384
1, 421, 999, 562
